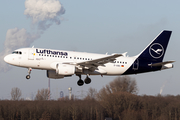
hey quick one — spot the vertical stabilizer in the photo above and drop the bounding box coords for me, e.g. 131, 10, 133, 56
123, 30, 172, 75
137, 30, 172, 62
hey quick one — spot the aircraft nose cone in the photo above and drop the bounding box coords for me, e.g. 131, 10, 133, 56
4, 55, 9, 63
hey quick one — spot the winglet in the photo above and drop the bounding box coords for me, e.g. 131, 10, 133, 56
122, 52, 128, 57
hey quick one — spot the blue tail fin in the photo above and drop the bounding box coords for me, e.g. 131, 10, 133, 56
137, 30, 172, 62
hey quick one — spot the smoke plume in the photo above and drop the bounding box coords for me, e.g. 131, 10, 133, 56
0, 28, 40, 72
160, 80, 168, 95
0, 0, 65, 72
24, 0, 65, 30
4, 28, 40, 52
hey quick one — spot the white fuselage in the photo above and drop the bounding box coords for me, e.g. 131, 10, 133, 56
4, 48, 136, 75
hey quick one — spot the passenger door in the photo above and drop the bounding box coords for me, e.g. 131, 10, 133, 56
28, 48, 35, 60
133, 59, 139, 70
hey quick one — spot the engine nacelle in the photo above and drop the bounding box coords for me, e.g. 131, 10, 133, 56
56, 64, 75, 75
161, 63, 173, 70
47, 70, 64, 79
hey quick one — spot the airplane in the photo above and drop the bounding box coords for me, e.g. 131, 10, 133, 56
4, 30, 175, 86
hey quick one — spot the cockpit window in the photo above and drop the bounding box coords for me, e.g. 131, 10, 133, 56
12, 51, 18, 54
12, 51, 22, 55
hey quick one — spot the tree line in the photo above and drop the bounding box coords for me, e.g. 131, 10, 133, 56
0, 76, 180, 120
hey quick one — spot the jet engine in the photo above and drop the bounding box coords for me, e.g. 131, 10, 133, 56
47, 70, 64, 79
47, 63, 75, 79
56, 64, 75, 75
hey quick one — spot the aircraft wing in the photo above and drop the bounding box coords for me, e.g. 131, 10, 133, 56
76, 54, 123, 70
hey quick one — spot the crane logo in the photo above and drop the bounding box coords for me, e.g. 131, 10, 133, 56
149, 43, 164, 58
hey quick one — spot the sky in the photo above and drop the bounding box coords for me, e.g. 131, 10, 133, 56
0, 0, 180, 99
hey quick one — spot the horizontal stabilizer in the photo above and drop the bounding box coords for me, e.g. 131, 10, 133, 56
148, 61, 175, 67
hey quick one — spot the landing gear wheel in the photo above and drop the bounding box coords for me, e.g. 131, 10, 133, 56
84, 77, 91, 84
26, 75, 30, 79
77, 79, 84, 86
26, 68, 32, 80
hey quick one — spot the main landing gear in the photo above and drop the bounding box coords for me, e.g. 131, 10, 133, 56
77, 75, 91, 86
26, 68, 32, 79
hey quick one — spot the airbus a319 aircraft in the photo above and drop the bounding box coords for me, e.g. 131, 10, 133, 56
4, 30, 174, 86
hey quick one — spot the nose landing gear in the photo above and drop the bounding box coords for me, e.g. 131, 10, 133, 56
26, 75, 30, 79
26, 68, 32, 79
